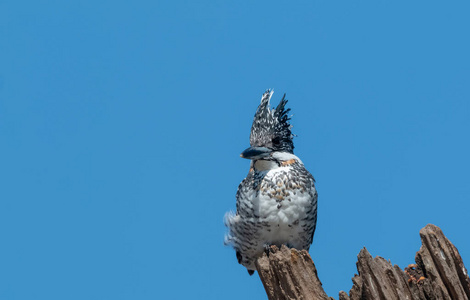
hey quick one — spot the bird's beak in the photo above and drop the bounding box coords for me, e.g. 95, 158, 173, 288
240, 146, 272, 160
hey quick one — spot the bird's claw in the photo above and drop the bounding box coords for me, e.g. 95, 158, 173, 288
264, 244, 277, 257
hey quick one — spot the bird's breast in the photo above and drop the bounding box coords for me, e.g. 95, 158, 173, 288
254, 167, 314, 224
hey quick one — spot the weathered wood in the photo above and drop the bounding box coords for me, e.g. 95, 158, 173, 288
255, 245, 330, 300
343, 224, 470, 300
256, 224, 469, 300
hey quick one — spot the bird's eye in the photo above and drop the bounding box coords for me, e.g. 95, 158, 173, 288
272, 136, 281, 145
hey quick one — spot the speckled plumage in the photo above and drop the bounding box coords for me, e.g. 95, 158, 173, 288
224, 90, 318, 274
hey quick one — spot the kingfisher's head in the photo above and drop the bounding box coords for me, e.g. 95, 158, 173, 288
240, 90, 294, 161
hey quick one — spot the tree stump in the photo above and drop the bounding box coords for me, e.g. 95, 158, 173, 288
255, 245, 330, 300
255, 224, 470, 300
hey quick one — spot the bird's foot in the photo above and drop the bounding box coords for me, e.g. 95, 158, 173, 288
263, 244, 277, 257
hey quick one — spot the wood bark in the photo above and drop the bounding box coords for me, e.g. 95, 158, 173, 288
255, 244, 330, 300
255, 224, 470, 300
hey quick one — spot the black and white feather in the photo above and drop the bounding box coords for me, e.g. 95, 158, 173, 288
249, 90, 294, 154
224, 90, 318, 275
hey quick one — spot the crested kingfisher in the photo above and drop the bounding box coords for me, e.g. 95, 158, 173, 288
224, 90, 318, 275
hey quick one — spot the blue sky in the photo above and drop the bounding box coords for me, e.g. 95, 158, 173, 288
1, 1, 469, 299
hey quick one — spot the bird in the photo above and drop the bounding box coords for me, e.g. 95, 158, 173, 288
224, 90, 318, 275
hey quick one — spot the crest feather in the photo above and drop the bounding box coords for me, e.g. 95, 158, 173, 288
249, 90, 294, 153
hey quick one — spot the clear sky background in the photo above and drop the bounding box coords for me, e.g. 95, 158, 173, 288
1, 1, 469, 299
